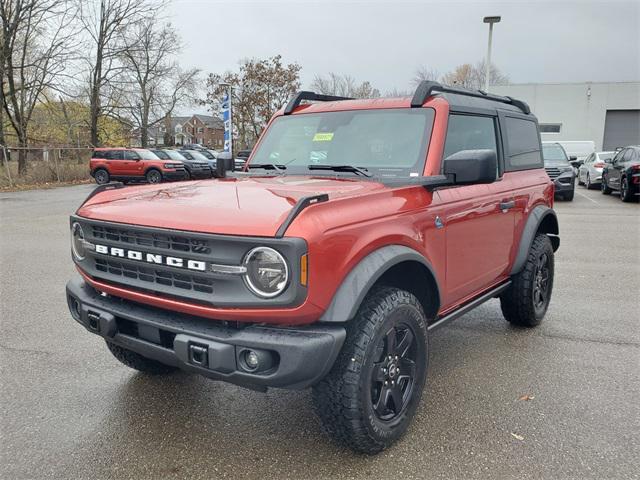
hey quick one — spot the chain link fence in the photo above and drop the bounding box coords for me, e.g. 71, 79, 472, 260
1, 146, 93, 189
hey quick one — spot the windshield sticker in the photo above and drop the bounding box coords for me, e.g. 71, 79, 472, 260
313, 132, 334, 142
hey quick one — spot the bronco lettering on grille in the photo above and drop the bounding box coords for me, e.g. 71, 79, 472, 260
94, 244, 206, 271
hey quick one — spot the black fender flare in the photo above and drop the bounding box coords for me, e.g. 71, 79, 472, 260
510, 205, 560, 275
319, 245, 441, 323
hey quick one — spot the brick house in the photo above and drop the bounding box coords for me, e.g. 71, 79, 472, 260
180, 115, 224, 148
131, 114, 224, 148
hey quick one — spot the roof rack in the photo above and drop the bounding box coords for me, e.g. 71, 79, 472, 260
283, 91, 353, 115
410, 80, 531, 114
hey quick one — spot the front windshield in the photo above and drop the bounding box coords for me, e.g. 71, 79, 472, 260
542, 144, 569, 164
165, 150, 187, 161
152, 150, 169, 160
250, 108, 435, 178
183, 150, 209, 161
137, 149, 160, 160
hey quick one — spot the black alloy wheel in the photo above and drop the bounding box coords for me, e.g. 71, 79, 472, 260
146, 169, 162, 184
370, 323, 418, 422
533, 250, 551, 316
94, 169, 109, 185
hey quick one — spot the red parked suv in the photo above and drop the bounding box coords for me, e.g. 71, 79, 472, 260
67, 82, 559, 454
90, 147, 187, 184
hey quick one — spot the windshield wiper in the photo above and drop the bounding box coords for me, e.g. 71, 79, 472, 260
246, 163, 286, 172
307, 164, 372, 177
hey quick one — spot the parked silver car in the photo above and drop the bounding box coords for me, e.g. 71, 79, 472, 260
577, 151, 615, 189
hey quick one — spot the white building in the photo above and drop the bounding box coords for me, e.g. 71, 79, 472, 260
491, 82, 640, 151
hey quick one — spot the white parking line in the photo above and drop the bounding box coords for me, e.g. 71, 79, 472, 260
576, 190, 600, 204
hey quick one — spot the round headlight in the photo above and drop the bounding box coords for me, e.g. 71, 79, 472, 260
71, 222, 86, 261
243, 247, 288, 298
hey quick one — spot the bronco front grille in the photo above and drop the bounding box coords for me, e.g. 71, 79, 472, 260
92, 225, 211, 254
74, 217, 306, 308
95, 257, 214, 293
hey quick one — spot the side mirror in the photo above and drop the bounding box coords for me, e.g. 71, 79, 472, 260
604, 158, 613, 164
215, 152, 235, 178
570, 160, 583, 168
443, 149, 497, 185
569, 156, 578, 161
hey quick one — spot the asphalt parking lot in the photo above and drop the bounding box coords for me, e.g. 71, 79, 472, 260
1, 183, 638, 479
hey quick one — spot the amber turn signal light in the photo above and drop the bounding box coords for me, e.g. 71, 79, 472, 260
300, 254, 308, 286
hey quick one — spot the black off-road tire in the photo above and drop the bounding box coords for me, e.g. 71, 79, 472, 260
105, 341, 177, 374
601, 176, 612, 194
500, 234, 554, 327
93, 168, 110, 185
312, 287, 428, 454
145, 168, 163, 184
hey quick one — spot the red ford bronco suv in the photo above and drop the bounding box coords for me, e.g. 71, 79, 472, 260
90, 147, 187, 185
67, 81, 559, 454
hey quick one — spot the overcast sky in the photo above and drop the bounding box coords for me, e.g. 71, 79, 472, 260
168, 0, 639, 97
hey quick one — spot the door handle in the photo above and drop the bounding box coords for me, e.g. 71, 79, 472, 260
500, 200, 515, 211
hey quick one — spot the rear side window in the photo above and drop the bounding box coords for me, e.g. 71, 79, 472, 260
97, 150, 122, 160
504, 117, 542, 170
443, 115, 497, 160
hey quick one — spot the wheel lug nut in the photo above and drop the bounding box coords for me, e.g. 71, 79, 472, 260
383, 368, 387, 373
384, 380, 388, 385
395, 356, 399, 361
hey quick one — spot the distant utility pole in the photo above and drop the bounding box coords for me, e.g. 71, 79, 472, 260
483, 16, 501, 92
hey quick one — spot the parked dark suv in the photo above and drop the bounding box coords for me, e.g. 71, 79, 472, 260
601, 145, 640, 202
151, 149, 212, 179
542, 142, 576, 201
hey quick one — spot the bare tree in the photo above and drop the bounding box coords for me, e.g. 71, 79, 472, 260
78, 0, 158, 147
1, 0, 76, 174
118, 19, 199, 147
412, 65, 440, 86
204, 56, 301, 148
441, 61, 508, 90
310, 73, 381, 99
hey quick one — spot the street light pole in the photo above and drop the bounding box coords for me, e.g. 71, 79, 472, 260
483, 16, 501, 92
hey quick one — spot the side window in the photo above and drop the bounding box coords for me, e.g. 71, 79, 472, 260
443, 114, 497, 160
585, 154, 593, 164
104, 150, 121, 160
622, 149, 634, 162
123, 150, 140, 160
504, 117, 542, 171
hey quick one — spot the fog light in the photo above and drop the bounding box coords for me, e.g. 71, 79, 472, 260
245, 350, 259, 370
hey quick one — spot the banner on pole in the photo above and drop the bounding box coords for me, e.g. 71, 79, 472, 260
221, 93, 230, 152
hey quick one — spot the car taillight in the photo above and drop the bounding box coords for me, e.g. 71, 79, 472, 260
633, 165, 640, 171
593, 162, 605, 168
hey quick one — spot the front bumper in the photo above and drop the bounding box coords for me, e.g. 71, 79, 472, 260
187, 167, 212, 179
163, 168, 188, 180
66, 277, 345, 391
554, 175, 575, 193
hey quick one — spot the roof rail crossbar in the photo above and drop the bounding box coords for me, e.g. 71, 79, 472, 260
410, 80, 531, 114
284, 91, 353, 115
